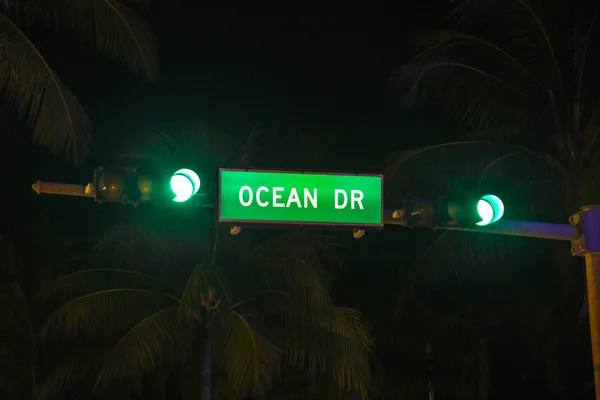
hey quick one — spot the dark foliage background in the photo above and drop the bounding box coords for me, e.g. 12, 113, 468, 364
0, 1, 595, 399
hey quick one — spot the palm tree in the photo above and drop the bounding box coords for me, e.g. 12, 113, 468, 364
395, 0, 600, 206
0, 0, 158, 164
387, 0, 599, 396
382, 142, 585, 397
0, 235, 36, 399
32, 224, 372, 399
0, 219, 120, 400
31, 122, 373, 399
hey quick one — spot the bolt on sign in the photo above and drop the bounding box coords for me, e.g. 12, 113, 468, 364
219, 169, 384, 227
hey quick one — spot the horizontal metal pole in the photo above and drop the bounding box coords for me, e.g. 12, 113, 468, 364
31, 181, 93, 198
383, 210, 578, 242
31, 180, 216, 206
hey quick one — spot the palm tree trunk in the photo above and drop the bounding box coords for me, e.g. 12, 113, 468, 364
211, 221, 220, 266
477, 337, 490, 400
427, 340, 434, 400
159, 379, 165, 400
212, 379, 220, 400
307, 375, 317, 399
202, 335, 213, 400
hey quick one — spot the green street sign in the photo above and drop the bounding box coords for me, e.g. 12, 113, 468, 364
219, 169, 383, 227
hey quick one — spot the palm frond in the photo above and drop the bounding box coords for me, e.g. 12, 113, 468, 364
384, 141, 566, 216
31, 268, 175, 320
118, 120, 247, 178
95, 307, 192, 389
395, 0, 578, 149
0, 241, 35, 395
404, 29, 527, 72
93, 222, 205, 278
38, 288, 179, 341
326, 306, 373, 355
575, 151, 600, 205
580, 103, 600, 161
245, 231, 340, 311
155, 120, 234, 168
398, 60, 540, 145
0, 235, 16, 280
393, 230, 450, 316
577, 11, 600, 143
218, 377, 245, 400
384, 141, 566, 189
515, 0, 561, 83
247, 231, 341, 276
179, 263, 229, 319
0, 282, 35, 395
404, 59, 523, 98
24, 0, 158, 81
235, 122, 261, 168
36, 347, 104, 400
275, 306, 372, 397
0, 12, 92, 164
94, 223, 170, 257
322, 306, 374, 380
321, 307, 372, 399
213, 308, 279, 397
35, 252, 118, 292
0, 282, 32, 341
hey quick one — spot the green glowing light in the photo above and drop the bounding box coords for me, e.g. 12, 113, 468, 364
170, 169, 200, 202
476, 194, 504, 226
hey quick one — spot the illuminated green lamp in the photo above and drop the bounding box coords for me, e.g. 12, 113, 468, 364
476, 194, 504, 226
170, 169, 201, 202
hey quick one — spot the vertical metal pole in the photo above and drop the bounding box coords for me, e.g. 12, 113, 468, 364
586, 252, 600, 400
576, 206, 600, 400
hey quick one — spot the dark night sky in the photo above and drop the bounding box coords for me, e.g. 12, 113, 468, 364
2, 1, 456, 238
84, 2, 453, 156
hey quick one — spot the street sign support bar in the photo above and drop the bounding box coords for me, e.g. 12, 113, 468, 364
384, 210, 578, 241
31, 181, 93, 198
